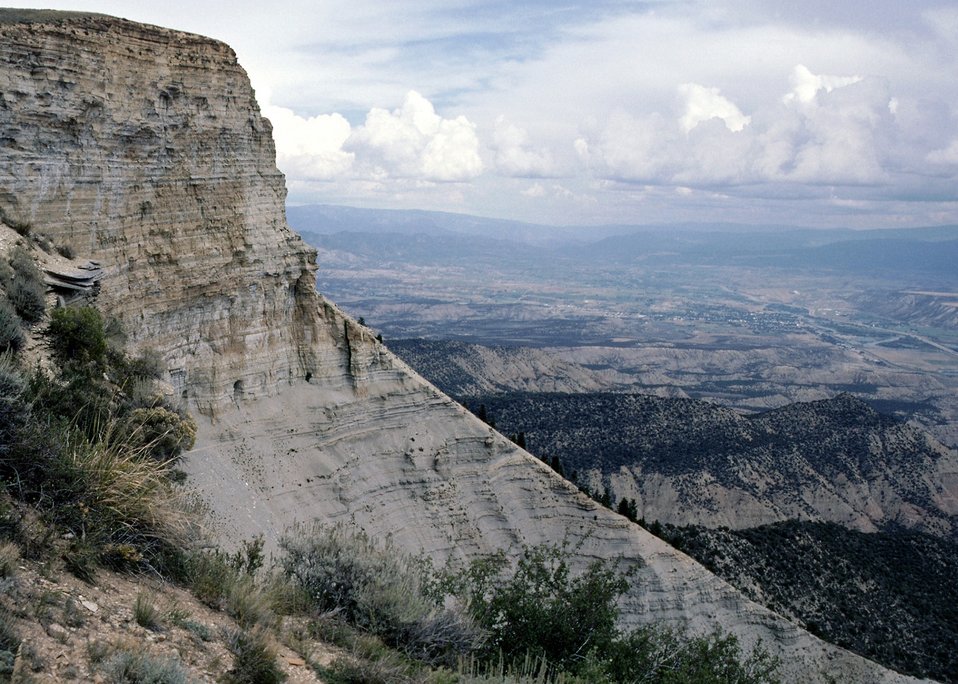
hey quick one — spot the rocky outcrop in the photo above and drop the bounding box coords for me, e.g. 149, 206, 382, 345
0, 11, 923, 682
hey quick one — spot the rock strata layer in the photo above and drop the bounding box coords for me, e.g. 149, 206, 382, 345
0, 11, 922, 682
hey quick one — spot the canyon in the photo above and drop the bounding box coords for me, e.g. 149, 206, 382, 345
0, 10, 930, 681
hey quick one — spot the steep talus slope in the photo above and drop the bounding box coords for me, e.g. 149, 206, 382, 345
0, 12, 923, 682
477, 392, 958, 534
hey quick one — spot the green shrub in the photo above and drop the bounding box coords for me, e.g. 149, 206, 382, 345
0, 300, 24, 353
447, 544, 779, 683
6, 246, 45, 323
0, 355, 29, 457
47, 305, 108, 370
125, 349, 167, 381
101, 649, 189, 684
582, 626, 779, 684
56, 243, 76, 259
6, 272, 45, 324
33, 232, 53, 253
456, 544, 627, 673
280, 523, 482, 665
184, 548, 275, 629
119, 407, 196, 463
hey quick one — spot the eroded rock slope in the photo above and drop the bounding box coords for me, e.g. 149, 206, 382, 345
0, 11, 921, 682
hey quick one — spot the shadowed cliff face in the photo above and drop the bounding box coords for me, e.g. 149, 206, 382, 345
0, 13, 923, 682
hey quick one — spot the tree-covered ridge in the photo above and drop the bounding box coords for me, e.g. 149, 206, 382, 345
660, 521, 958, 683
472, 391, 954, 529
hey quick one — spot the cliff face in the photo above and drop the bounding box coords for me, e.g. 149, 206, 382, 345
0, 12, 921, 682
0, 10, 335, 411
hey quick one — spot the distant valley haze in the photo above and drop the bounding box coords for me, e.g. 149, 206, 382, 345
289, 202, 958, 449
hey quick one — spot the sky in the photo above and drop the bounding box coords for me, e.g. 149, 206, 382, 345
13, 1, 958, 228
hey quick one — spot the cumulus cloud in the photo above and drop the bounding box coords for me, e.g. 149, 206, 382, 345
778, 76, 892, 184
679, 83, 750, 133
783, 64, 863, 104
263, 90, 483, 185
263, 103, 354, 179
493, 116, 556, 176
578, 65, 905, 190
349, 91, 483, 182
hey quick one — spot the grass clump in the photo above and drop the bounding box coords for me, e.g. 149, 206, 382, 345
222, 627, 287, 684
0, 542, 18, 579
133, 593, 161, 631
0, 354, 29, 458
167, 608, 212, 642
101, 649, 189, 684
0, 309, 195, 577
0, 208, 30, 237
0, 606, 20, 679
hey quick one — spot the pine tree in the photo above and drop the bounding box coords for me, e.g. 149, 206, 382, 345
549, 455, 565, 478
599, 489, 612, 508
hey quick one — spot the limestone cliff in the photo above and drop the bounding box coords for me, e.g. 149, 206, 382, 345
0, 11, 923, 682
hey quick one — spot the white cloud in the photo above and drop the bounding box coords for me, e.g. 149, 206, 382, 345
262, 102, 354, 179
927, 139, 958, 165
350, 91, 483, 182
679, 83, 750, 133
578, 66, 901, 189
522, 182, 547, 198
783, 64, 863, 104
493, 116, 556, 177
923, 6, 958, 44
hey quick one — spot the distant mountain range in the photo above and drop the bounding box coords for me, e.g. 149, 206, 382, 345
289, 203, 958, 277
